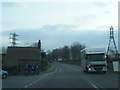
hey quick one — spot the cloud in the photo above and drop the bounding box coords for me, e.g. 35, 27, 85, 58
0, 35, 9, 47
1, 2, 28, 8
1, 0, 109, 3
104, 10, 111, 14
74, 14, 97, 27
2, 2, 18, 7
2, 2, 117, 33
92, 2, 107, 7
2, 24, 114, 51
40, 24, 79, 32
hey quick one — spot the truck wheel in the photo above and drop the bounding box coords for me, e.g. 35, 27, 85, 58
83, 70, 86, 72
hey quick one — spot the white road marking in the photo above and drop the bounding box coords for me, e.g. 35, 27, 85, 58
83, 77, 105, 90
87, 80, 98, 88
86, 77, 104, 88
84, 78, 99, 89
24, 85, 28, 88
24, 70, 56, 88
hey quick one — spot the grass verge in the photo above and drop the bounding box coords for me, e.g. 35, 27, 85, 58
107, 69, 120, 74
43, 63, 52, 71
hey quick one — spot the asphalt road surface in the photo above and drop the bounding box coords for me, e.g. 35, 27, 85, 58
2, 62, 119, 89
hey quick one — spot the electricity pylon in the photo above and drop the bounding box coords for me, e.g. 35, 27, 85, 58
106, 26, 118, 62
9, 33, 19, 47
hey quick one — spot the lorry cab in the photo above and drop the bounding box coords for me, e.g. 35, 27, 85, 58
81, 48, 107, 73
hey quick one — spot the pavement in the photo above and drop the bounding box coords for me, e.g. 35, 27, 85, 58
1, 62, 119, 89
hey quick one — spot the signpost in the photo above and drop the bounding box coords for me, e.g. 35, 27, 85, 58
113, 61, 119, 71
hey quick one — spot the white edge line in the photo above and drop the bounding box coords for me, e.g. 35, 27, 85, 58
24, 85, 28, 88
88, 80, 98, 88
88, 79, 104, 89
84, 78, 98, 89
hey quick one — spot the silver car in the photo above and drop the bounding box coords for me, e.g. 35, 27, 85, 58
0, 69, 8, 79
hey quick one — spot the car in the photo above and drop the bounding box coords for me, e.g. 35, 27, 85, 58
0, 69, 8, 79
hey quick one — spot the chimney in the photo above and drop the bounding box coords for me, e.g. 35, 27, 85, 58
38, 40, 41, 50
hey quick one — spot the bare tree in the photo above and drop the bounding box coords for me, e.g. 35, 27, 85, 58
71, 42, 85, 61
61, 46, 70, 61
46, 50, 52, 61
48, 42, 85, 63
31, 43, 38, 47
52, 49, 59, 61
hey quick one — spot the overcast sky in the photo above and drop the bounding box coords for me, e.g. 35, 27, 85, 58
1, 0, 119, 51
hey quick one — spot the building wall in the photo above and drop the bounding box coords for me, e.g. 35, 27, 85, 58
0, 54, 6, 69
3, 47, 41, 68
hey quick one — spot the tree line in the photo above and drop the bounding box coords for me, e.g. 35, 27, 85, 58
46, 42, 85, 64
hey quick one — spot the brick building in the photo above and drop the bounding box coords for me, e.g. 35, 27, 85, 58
2, 40, 41, 72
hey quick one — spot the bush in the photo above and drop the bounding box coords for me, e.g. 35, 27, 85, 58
41, 59, 48, 71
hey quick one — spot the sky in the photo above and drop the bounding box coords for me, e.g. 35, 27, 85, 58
1, 0, 119, 52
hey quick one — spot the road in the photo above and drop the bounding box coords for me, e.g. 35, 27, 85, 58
2, 62, 119, 89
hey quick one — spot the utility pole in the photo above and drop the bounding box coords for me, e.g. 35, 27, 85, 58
107, 26, 118, 62
9, 33, 19, 47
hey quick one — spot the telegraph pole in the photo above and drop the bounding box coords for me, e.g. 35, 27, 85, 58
9, 33, 19, 47
107, 26, 118, 62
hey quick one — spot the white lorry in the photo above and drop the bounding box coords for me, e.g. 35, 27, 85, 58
80, 48, 107, 73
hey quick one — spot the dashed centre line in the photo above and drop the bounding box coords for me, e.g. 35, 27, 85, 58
24, 69, 57, 88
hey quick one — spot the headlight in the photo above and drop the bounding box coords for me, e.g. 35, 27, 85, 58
88, 68, 92, 71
